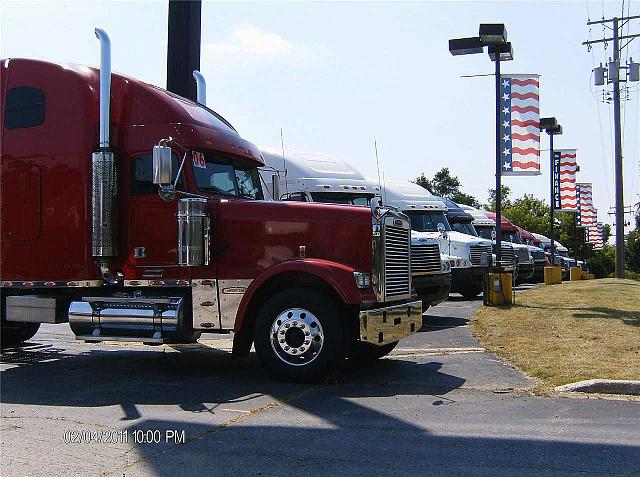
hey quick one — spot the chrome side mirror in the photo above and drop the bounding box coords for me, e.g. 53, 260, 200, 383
153, 145, 173, 185
491, 229, 497, 241
437, 222, 447, 238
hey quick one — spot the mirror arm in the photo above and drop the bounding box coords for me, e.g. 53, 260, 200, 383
173, 150, 188, 189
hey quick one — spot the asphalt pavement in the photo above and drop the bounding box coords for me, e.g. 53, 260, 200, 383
1, 289, 639, 476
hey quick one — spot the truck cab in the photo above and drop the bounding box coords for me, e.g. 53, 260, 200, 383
458, 205, 518, 279
382, 181, 494, 299
515, 226, 547, 282
482, 212, 535, 284
259, 149, 451, 310
531, 233, 577, 279
0, 31, 421, 382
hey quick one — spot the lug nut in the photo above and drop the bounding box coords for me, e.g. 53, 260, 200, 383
291, 349, 297, 354
284, 346, 290, 351
280, 339, 285, 343
304, 340, 310, 345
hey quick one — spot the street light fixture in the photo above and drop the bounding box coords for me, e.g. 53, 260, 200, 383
449, 23, 514, 271
540, 117, 563, 268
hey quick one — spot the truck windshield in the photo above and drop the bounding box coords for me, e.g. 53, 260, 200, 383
504, 231, 522, 244
310, 192, 373, 205
451, 222, 478, 236
475, 226, 495, 240
193, 154, 264, 200
405, 211, 451, 232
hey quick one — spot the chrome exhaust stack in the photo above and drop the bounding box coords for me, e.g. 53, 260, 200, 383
193, 70, 206, 105
92, 28, 118, 284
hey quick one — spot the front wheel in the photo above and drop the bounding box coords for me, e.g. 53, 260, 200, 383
1, 322, 41, 349
254, 288, 347, 383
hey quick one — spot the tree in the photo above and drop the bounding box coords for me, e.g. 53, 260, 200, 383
502, 194, 549, 235
451, 191, 480, 208
486, 185, 512, 211
625, 228, 640, 273
414, 173, 430, 190
412, 168, 480, 206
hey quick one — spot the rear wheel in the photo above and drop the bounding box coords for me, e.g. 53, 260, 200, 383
350, 340, 398, 360
1, 322, 41, 349
254, 288, 347, 383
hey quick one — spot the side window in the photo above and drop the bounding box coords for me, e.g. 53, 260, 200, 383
282, 192, 308, 202
131, 153, 184, 195
5, 87, 45, 129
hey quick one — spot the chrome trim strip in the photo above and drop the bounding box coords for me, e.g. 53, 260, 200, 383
1, 280, 104, 289
124, 279, 191, 287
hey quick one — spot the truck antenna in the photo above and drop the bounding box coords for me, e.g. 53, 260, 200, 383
280, 128, 288, 194
374, 139, 387, 205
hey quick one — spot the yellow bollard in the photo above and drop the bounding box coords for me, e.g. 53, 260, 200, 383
554, 266, 563, 283
488, 273, 513, 305
570, 267, 582, 281
544, 267, 555, 285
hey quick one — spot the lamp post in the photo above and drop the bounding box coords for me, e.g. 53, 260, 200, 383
450, 24, 513, 269
540, 117, 563, 267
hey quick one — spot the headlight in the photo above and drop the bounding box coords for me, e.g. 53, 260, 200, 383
353, 271, 371, 288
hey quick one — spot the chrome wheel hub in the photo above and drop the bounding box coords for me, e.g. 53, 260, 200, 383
270, 308, 324, 366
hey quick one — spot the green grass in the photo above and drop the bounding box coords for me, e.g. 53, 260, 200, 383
471, 279, 640, 390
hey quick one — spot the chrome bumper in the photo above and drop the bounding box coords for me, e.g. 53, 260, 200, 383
359, 300, 422, 346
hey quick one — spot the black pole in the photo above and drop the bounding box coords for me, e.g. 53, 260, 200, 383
549, 133, 556, 266
167, 0, 202, 101
612, 17, 625, 278
494, 56, 502, 269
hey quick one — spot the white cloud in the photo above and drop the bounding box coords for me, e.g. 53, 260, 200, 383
207, 23, 297, 58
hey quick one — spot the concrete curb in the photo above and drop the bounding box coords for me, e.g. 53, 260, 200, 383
555, 379, 640, 396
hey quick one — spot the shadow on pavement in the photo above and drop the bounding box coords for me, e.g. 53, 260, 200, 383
0, 341, 465, 419
121, 416, 640, 476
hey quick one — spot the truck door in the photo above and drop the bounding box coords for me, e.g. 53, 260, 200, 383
127, 152, 184, 271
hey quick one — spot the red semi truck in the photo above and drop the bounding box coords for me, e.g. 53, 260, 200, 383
0, 30, 421, 382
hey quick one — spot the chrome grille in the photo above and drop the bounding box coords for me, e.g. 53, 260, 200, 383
384, 225, 411, 298
411, 243, 441, 274
470, 245, 492, 266
515, 247, 530, 263
493, 244, 516, 267
530, 249, 545, 262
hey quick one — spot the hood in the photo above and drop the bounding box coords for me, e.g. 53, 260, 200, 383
214, 199, 373, 276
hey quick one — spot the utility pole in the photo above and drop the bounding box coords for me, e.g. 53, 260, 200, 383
583, 14, 640, 278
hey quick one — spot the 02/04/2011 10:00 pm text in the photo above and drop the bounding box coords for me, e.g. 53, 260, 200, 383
63, 429, 186, 445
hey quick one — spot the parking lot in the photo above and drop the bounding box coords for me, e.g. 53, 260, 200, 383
2, 289, 639, 477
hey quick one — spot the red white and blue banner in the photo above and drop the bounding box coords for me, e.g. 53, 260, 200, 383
588, 222, 604, 250
553, 149, 578, 212
576, 182, 594, 227
500, 74, 541, 176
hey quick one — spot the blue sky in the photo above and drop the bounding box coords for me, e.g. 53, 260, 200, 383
2, 1, 639, 237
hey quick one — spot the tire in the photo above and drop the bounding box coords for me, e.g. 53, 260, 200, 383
460, 288, 482, 299
350, 340, 398, 361
254, 287, 347, 383
1, 322, 41, 349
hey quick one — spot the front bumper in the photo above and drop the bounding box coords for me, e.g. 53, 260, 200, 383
359, 300, 422, 346
517, 263, 535, 281
451, 266, 484, 293
533, 261, 546, 281
413, 273, 451, 306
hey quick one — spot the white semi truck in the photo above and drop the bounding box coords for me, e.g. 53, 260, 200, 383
381, 181, 497, 298
259, 149, 452, 308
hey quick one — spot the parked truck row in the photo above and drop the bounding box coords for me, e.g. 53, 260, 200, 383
0, 29, 589, 382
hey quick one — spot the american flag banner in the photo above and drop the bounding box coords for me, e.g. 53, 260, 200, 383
576, 183, 595, 227
553, 149, 578, 212
500, 74, 541, 176
588, 221, 604, 250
